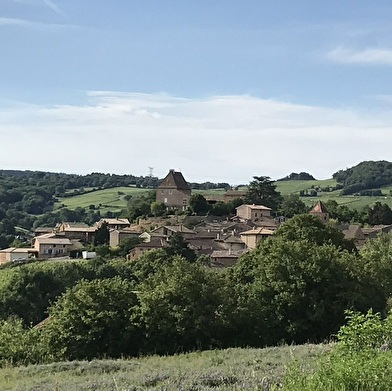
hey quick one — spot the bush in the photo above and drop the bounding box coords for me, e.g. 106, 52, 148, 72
280, 310, 392, 390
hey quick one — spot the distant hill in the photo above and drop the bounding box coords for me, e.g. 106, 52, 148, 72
277, 172, 315, 181
333, 160, 392, 195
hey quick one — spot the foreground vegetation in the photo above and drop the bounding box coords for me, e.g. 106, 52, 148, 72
3, 309, 392, 390
1, 216, 391, 366
0, 344, 328, 391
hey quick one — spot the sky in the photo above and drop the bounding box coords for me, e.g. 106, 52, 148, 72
1, 1, 392, 184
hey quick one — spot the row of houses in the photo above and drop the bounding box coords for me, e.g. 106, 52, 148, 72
1, 200, 387, 266
0, 169, 389, 265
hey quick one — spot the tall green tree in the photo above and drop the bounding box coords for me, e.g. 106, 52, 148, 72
244, 176, 282, 211
44, 277, 140, 360
94, 221, 109, 245
165, 232, 197, 263
366, 202, 392, 225
189, 194, 209, 215
136, 258, 231, 354
273, 214, 357, 252
231, 236, 379, 345
280, 194, 307, 217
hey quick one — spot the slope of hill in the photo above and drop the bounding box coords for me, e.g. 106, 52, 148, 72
333, 160, 392, 195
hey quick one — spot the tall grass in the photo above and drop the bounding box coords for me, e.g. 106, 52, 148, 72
0, 345, 328, 391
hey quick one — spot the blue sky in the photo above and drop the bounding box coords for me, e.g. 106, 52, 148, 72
1, 1, 392, 184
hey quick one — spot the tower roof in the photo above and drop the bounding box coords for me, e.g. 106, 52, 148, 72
310, 200, 328, 214
157, 169, 190, 190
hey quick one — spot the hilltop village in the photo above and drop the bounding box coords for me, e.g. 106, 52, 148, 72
1, 169, 389, 265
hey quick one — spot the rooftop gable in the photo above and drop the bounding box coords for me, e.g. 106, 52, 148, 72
157, 169, 191, 191
310, 200, 329, 214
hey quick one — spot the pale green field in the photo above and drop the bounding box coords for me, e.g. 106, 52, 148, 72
0, 344, 329, 391
56, 187, 150, 213
275, 178, 338, 195
276, 179, 392, 210
54, 179, 392, 214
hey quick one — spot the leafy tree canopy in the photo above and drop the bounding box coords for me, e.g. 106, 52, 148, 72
244, 176, 282, 211
333, 160, 392, 195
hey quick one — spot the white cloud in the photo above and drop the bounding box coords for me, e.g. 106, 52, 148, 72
42, 0, 64, 15
327, 46, 392, 65
0, 92, 391, 184
0, 16, 79, 31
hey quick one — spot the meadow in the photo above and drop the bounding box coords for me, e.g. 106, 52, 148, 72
56, 187, 150, 214
55, 179, 392, 214
0, 344, 328, 391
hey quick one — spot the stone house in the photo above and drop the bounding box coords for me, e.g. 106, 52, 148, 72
95, 218, 131, 230
31, 233, 73, 258
235, 204, 272, 222
0, 247, 33, 264
156, 169, 191, 211
55, 222, 96, 243
150, 225, 196, 240
240, 227, 274, 250
109, 227, 142, 248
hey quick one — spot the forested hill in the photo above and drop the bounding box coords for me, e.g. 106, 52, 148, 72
333, 160, 392, 195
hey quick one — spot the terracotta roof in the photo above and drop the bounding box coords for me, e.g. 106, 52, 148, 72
241, 227, 274, 236
0, 247, 31, 253
34, 237, 72, 245
310, 200, 328, 214
157, 170, 190, 190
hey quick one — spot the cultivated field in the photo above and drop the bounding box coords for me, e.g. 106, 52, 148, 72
0, 344, 329, 391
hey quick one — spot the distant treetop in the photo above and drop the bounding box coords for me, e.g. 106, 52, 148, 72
278, 172, 315, 181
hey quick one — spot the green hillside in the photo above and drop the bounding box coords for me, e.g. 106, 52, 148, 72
56, 186, 150, 214
276, 179, 392, 210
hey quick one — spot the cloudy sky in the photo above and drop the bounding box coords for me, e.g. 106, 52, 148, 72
1, 1, 392, 184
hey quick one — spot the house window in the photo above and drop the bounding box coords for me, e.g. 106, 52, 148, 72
164, 197, 168, 203
183, 198, 187, 205
161, 190, 164, 194
169, 189, 173, 194
53, 244, 56, 248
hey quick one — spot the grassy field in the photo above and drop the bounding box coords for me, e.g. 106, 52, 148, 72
0, 344, 329, 391
275, 179, 392, 210
56, 187, 150, 214
54, 179, 392, 215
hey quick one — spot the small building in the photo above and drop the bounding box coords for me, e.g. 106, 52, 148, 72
339, 224, 366, 248
127, 237, 167, 259
210, 250, 242, 267
235, 204, 272, 223
150, 225, 196, 240
240, 227, 274, 250
156, 169, 191, 211
31, 233, 73, 258
109, 228, 142, 248
0, 247, 33, 264
95, 218, 131, 230
309, 200, 329, 223
56, 222, 96, 243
